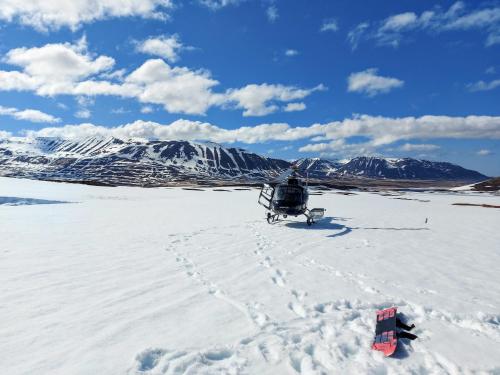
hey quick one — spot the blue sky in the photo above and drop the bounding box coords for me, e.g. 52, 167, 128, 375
0, 0, 499, 175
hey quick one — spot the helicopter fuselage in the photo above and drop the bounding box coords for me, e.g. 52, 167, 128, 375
270, 183, 308, 216
258, 171, 325, 225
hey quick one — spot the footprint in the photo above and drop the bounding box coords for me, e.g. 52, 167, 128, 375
260, 256, 273, 268
272, 275, 286, 287
203, 348, 233, 361
291, 289, 307, 301
134, 348, 168, 371
288, 302, 308, 318
258, 338, 284, 364
248, 304, 270, 327
314, 303, 335, 314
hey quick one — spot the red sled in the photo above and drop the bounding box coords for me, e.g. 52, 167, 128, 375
372, 307, 398, 356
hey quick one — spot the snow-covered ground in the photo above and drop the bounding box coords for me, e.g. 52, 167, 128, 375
1, 177, 499, 375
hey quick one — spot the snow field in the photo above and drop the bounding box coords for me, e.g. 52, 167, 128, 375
0, 177, 499, 374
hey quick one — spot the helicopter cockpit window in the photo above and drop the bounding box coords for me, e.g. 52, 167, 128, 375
275, 186, 302, 202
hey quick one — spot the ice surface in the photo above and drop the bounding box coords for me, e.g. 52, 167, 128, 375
0, 177, 499, 374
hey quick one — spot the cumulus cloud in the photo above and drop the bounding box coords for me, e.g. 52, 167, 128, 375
24, 119, 324, 144
0, 130, 12, 139
0, 40, 324, 117
347, 68, 404, 96
125, 59, 221, 115
5, 41, 113, 81
285, 49, 299, 57
320, 19, 339, 32
0, 0, 173, 31
135, 34, 186, 62
225, 83, 325, 116
284, 102, 306, 112
297, 114, 500, 157
299, 139, 378, 158
0, 105, 60, 123
348, 2, 500, 49
1, 37, 116, 96
16, 115, 500, 153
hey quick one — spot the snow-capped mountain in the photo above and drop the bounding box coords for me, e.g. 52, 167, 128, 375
0, 137, 290, 185
294, 158, 345, 178
336, 156, 487, 181
0, 138, 488, 185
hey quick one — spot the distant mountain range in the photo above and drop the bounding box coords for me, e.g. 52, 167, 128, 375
0, 137, 488, 186
295, 157, 488, 181
0, 137, 289, 185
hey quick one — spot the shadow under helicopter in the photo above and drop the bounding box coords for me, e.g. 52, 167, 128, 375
284, 217, 429, 238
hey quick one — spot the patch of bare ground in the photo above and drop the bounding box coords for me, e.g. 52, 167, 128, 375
452, 203, 500, 208
472, 177, 500, 192
393, 197, 430, 202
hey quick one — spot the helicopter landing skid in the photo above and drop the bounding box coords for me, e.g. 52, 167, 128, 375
267, 212, 280, 223
305, 208, 326, 226
266, 211, 322, 226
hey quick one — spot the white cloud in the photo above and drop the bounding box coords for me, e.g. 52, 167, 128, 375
400, 143, 440, 151
347, 68, 404, 96
126, 59, 221, 115
141, 106, 154, 114
380, 12, 418, 32
485, 66, 496, 75
100, 68, 127, 81
75, 109, 91, 119
477, 149, 492, 156
266, 5, 278, 23
225, 83, 325, 116
135, 34, 185, 62
76, 96, 95, 107
348, 2, 500, 49
6, 41, 109, 79
284, 102, 306, 112
0, 41, 326, 117
0, 105, 60, 123
285, 49, 299, 57
0, 0, 173, 31
299, 139, 378, 158
111, 107, 130, 114
23, 119, 325, 144
1, 37, 115, 96
18, 115, 500, 150
467, 79, 500, 92
72, 80, 139, 97
198, 0, 244, 10
298, 115, 500, 155
0, 130, 12, 138
347, 22, 369, 50
320, 19, 338, 32
0, 71, 40, 91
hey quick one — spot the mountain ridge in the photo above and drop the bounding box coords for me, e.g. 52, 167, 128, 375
0, 137, 489, 186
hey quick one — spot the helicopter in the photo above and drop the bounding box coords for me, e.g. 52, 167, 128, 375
258, 166, 325, 225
